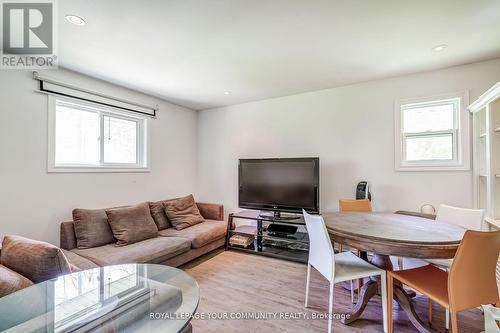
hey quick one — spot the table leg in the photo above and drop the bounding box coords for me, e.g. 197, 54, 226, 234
371, 254, 416, 297
342, 254, 428, 332
342, 253, 391, 324
341, 279, 379, 324
394, 285, 432, 333
373, 254, 430, 332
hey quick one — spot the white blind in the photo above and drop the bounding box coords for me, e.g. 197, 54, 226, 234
34, 72, 158, 117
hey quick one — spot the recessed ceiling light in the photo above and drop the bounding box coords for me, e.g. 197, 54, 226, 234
224, 91, 231, 95
432, 44, 448, 52
65, 14, 86, 26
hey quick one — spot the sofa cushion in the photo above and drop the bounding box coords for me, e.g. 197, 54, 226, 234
106, 203, 159, 246
149, 199, 175, 230
196, 203, 224, 221
158, 220, 227, 249
1, 235, 72, 283
73, 208, 116, 249
163, 195, 204, 230
0, 264, 33, 297
62, 249, 99, 270
71, 237, 191, 266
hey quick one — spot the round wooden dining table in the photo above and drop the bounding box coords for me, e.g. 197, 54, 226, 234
322, 212, 466, 333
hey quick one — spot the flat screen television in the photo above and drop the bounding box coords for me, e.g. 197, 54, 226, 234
238, 157, 319, 217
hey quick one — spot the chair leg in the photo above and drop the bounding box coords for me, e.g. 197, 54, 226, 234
340, 244, 343, 252
357, 278, 362, 297
451, 311, 458, 333
398, 257, 404, 270
380, 272, 388, 333
445, 308, 450, 330
350, 280, 354, 304
305, 263, 311, 308
428, 299, 433, 326
444, 266, 450, 331
387, 273, 394, 333
328, 281, 334, 333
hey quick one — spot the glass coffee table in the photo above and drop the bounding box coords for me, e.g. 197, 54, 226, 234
0, 264, 199, 333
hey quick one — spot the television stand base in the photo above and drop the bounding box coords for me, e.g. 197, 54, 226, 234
258, 211, 301, 221
225, 210, 309, 263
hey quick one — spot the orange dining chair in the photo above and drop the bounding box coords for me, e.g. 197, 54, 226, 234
338, 199, 372, 254
387, 230, 500, 333
339, 199, 372, 213
425, 204, 485, 330
339, 199, 372, 297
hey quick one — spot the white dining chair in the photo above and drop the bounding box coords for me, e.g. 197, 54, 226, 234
483, 305, 500, 333
303, 210, 388, 333
436, 204, 484, 229
425, 204, 484, 330
426, 204, 485, 269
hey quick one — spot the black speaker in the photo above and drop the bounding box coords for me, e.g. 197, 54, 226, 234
356, 181, 371, 201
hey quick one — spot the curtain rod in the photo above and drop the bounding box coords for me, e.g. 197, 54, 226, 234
33, 71, 159, 116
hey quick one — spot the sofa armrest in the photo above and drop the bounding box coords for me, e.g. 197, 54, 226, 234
60, 222, 77, 250
196, 203, 224, 221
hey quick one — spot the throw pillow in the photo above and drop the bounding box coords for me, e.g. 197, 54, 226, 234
106, 202, 158, 246
163, 194, 205, 230
1, 235, 72, 283
73, 208, 116, 248
149, 199, 176, 230
0, 264, 33, 297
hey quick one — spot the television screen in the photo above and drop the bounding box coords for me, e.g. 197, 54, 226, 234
238, 158, 319, 214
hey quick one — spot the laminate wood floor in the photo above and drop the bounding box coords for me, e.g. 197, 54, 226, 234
181, 250, 484, 333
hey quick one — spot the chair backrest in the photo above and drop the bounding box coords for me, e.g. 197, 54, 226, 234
449, 230, 500, 312
339, 199, 372, 212
482, 305, 500, 333
302, 210, 335, 282
436, 204, 484, 231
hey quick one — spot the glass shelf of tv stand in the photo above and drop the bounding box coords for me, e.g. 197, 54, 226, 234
227, 210, 309, 263
231, 210, 306, 225
230, 225, 309, 243
229, 242, 309, 263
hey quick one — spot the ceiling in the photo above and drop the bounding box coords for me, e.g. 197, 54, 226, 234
58, 0, 500, 110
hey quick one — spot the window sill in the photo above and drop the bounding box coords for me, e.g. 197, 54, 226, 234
395, 164, 470, 172
48, 166, 151, 173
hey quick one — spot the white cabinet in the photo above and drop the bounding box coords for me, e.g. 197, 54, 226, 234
469, 83, 500, 291
469, 82, 500, 229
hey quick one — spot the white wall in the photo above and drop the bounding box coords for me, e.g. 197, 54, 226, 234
0, 69, 198, 245
2, 59, 499, 245
196, 58, 500, 216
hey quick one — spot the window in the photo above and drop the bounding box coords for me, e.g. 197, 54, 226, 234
394, 93, 470, 171
48, 97, 149, 172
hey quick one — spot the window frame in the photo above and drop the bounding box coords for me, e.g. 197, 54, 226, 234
54, 266, 147, 331
394, 92, 470, 171
48, 96, 151, 173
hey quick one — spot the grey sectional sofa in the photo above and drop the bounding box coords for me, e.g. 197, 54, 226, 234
60, 202, 227, 269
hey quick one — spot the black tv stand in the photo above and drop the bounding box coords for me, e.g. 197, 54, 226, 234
225, 210, 309, 263
258, 211, 301, 221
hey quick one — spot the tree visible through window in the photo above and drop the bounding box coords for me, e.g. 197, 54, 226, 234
395, 94, 469, 171
402, 99, 457, 162
49, 98, 148, 171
